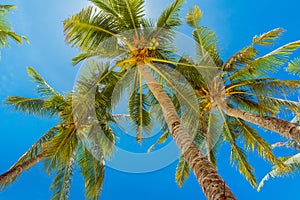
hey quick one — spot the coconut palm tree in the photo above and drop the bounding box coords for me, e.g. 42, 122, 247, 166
63, 0, 237, 199
156, 4, 300, 190
0, 5, 27, 48
181, 5, 300, 146
0, 66, 117, 199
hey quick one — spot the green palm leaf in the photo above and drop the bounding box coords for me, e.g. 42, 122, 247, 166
222, 46, 257, 72
222, 28, 284, 72
91, 0, 145, 31
252, 28, 285, 46
77, 142, 105, 200
147, 130, 169, 152
287, 57, 300, 76
27, 67, 59, 97
5, 97, 49, 116
186, 5, 203, 28
44, 126, 78, 174
50, 155, 76, 200
258, 153, 300, 191
0, 5, 28, 47
129, 90, 153, 142
175, 155, 190, 187
156, 0, 183, 29
236, 119, 284, 167
229, 41, 300, 80
219, 109, 257, 187
63, 7, 119, 52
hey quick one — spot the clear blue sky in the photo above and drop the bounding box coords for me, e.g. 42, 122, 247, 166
1, 0, 300, 199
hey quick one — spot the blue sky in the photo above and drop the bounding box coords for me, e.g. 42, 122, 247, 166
0, 0, 300, 199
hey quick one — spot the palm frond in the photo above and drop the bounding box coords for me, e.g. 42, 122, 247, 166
230, 143, 257, 187
43, 126, 78, 174
91, 0, 145, 31
220, 109, 257, 187
258, 153, 300, 191
257, 96, 299, 113
192, 26, 222, 66
0, 5, 28, 47
210, 111, 225, 164
122, 0, 145, 31
287, 57, 300, 76
5, 97, 49, 116
228, 94, 276, 116
63, 7, 119, 52
229, 41, 300, 80
27, 67, 59, 97
77, 142, 105, 200
175, 155, 190, 187
249, 80, 300, 97
222, 46, 257, 72
186, 5, 203, 28
252, 28, 285, 46
236, 119, 285, 168
50, 155, 76, 200
0, 5, 16, 10
147, 130, 169, 152
156, 0, 184, 29
128, 89, 152, 142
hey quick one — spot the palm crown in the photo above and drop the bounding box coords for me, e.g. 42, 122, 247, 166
1, 66, 117, 199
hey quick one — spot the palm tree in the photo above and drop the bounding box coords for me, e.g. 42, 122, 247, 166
0, 5, 28, 48
157, 5, 300, 190
0, 66, 117, 199
181, 6, 300, 143
63, 0, 237, 199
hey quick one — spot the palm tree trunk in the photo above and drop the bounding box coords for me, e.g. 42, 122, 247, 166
222, 105, 300, 143
0, 153, 45, 185
139, 65, 237, 200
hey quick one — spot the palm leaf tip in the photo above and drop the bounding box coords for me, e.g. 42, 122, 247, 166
186, 5, 203, 28
258, 153, 300, 191
287, 57, 300, 76
0, 5, 17, 10
252, 28, 285, 46
156, 0, 184, 29
26, 66, 59, 97
175, 156, 190, 187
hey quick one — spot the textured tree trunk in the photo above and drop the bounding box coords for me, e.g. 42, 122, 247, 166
139, 64, 237, 200
222, 105, 300, 143
0, 153, 45, 185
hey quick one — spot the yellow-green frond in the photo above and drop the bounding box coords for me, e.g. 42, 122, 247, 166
27, 67, 60, 97
156, 0, 184, 29
77, 142, 105, 200
175, 155, 191, 187
50, 156, 76, 200
229, 40, 300, 80
287, 57, 300, 76
252, 28, 285, 46
186, 5, 203, 28
258, 153, 300, 191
